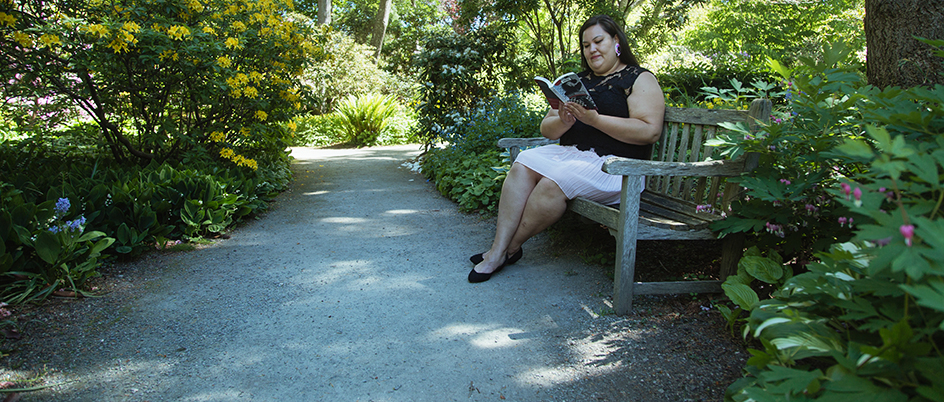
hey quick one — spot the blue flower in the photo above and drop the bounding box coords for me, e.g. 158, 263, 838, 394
55, 198, 70, 215
66, 216, 86, 231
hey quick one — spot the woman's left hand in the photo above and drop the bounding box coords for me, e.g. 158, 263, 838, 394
562, 102, 599, 126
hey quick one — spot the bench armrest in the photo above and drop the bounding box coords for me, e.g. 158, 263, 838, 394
497, 138, 558, 148
603, 153, 758, 177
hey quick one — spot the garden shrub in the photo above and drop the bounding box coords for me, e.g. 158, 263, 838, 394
1, 0, 322, 167
420, 91, 544, 213
335, 94, 398, 148
413, 25, 519, 148
712, 43, 944, 401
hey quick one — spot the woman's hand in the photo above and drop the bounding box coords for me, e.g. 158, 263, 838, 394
562, 102, 599, 126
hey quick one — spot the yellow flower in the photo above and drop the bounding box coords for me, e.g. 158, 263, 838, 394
13, 31, 33, 47
255, 110, 267, 121
0, 11, 17, 27
286, 121, 297, 132
167, 25, 191, 41
217, 55, 231, 68
239, 127, 250, 136
39, 34, 62, 48
187, 0, 205, 13
224, 37, 240, 49
232, 21, 247, 32
220, 148, 235, 159
230, 88, 242, 98
243, 86, 259, 98
210, 131, 226, 142
85, 23, 110, 38
122, 21, 141, 33
202, 25, 215, 35
249, 71, 264, 84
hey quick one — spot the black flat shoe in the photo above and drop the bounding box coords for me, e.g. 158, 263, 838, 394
468, 261, 506, 283
469, 248, 523, 265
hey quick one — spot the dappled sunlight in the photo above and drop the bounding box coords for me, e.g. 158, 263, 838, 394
319, 217, 369, 225
384, 209, 422, 214
431, 323, 530, 350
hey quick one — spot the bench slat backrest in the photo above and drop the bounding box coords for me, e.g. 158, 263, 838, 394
650, 102, 769, 207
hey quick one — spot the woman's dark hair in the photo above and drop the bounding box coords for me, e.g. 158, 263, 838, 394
578, 15, 639, 71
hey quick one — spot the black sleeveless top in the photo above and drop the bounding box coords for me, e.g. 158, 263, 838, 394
559, 66, 654, 160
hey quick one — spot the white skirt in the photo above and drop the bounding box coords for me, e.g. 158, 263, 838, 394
514, 145, 643, 206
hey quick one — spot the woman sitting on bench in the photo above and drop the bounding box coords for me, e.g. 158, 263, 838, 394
468, 14, 666, 283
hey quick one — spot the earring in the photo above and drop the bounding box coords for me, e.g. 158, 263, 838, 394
615, 43, 621, 56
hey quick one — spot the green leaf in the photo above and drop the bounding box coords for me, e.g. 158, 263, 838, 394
835, 139, 874, 159
34, 230, 62, 265
901, 279, 944, 315
723, 282, 760, 310
117, 223, 132, 244
741, 256, 784, 283
76, 230, 106, 243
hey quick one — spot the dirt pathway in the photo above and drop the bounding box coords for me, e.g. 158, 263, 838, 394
1, 145, 746, 401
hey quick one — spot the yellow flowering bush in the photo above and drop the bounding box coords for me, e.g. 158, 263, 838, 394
0, 0, 327, 169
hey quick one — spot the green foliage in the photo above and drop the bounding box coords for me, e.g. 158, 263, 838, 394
288, 113, 348, 147
0, 193, 114, 303
335, 94, 398, 147
709, 42, 867, 266
420, 92, 544, 212
684, 0, 864, 69
1, 0, 322, 165
302, 30, 402, 115
414, 24, 521, 147
0, 135, 292, 303
719, 246, 793, 335
722, 43, 944, 402
423, 147, 506, 213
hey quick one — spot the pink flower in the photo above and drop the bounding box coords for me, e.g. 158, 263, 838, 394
840, 182, 851, 198
900, 224, 915, 247
853, 187, 862, 200
838, 217, 848, 227
780, 179, 791, 185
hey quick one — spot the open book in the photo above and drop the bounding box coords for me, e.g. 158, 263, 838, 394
534, 72, 598, 110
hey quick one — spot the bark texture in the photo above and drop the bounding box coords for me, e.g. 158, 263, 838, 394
370, 0, 393, 59
865, 0, 944, 88
317, 0, 332, 25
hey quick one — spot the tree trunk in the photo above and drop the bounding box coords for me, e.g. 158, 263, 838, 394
370, 0, 393, 60
317, 0, 332, 25
865, 0, 944, 88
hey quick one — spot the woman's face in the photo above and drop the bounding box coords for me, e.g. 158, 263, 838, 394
582, 24, 621, 75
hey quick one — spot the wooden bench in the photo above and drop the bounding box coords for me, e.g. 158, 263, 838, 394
498, 99, 771, 314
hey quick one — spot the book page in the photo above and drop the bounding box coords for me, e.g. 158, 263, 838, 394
554, 73, 597, 110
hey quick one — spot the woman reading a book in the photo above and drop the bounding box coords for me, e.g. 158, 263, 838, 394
468, 15, 665, 283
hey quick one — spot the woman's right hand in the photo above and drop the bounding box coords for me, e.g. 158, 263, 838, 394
541, 106, 576, 139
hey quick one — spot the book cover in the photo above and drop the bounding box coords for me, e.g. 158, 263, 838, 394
534, 72, 598, 110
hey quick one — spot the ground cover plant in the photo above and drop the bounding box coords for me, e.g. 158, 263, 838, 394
705, 43, 944, 401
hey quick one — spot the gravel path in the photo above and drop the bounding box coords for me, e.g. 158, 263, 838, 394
1, 145, 747, 401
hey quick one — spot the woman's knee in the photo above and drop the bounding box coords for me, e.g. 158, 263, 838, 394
534, 177, 566, 200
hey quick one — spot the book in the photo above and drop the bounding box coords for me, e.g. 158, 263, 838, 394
534, 72, 598, 110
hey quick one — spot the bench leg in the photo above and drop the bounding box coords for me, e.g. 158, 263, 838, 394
720, 233, 744, 279
613, 175, 643, 315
